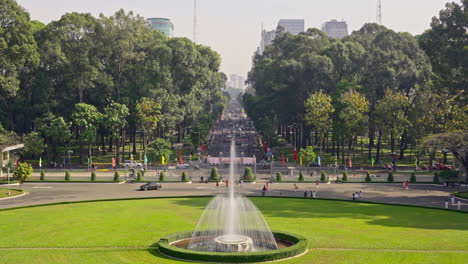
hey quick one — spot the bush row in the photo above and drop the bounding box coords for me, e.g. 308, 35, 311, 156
157, 230, 307, 263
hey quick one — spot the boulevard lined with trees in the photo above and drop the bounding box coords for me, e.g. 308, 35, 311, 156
0, 0, 228, 165
244, 1, 467, 176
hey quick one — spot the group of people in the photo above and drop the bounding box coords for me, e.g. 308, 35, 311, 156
352, 191, 363, 200
303, 190, 317, 199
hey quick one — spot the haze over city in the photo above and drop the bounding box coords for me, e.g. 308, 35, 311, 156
17, 0, 450, 79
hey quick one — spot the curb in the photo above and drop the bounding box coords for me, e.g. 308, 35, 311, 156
0, 191, 27, 201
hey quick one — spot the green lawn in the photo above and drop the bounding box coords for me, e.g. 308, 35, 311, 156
0, 188, 23, 198
455, 192, 468, 199
0, 197, 467, 264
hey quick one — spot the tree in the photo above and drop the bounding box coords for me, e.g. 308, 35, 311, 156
210, 167, 219, 181
104, 101, 129, 164
244, 167, 254, 181
298, 172, 305, 182
181, 171, 188, 182
419, 0, 468, 94
0, 0, 39, 100
420, 130, 468, 179
135, 97, 161, 150
304, 90, 334, 151
146, 138, 171, 165
13, 162, 33, 186
299, 146, 317, 166
71, 103, 102, 164
23, 131, 45, 158
338, 89, 369, 154
36, 114, 71, 162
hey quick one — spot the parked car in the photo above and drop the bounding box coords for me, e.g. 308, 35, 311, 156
124, 160, 142, 168
176, 163, 191, 169
140, 182, 162, 191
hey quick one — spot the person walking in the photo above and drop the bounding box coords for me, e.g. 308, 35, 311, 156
316, 180, 319, 188
216, 180, 219, 187
352, 193, 356, 200
304, 191, 308, 199
226, 179, 229, 188
312, 191, 316, 199
451, 194, 455, 206
293, 184, 297, 192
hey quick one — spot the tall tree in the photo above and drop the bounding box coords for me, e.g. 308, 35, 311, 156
71, 103, 101, 164
304, 90, 334, 151
104, 101, 129, 164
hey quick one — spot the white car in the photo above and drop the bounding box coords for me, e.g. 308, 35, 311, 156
124, 160, 142, 168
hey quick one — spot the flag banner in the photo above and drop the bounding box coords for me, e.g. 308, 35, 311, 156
112, 157, 116, 168
415, 158, 418, 167
282, 155, 285, 165
293, 150, 298, 161
371, 157, 375, 167
300, 155, 303, 166
144, 155, 148, 165
179, 149, 183, 165
349, 158, 352, 168
87, 157, 90, 168
161, 155, 165, 165
317, 156, 321, 166
39, 157, 42, 168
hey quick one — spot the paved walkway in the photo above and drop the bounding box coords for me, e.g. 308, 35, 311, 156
1, 176, 466, 211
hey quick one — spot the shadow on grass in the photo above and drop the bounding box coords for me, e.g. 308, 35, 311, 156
171, 196, 468, 231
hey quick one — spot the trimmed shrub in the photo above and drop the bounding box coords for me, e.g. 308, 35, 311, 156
320, 172, 328, 182
365, 172, 371, 182
387, 172, 394, 182
276, 172, 282, 182
210, 167, 219, 181
243, 167, 254, 181
113, 171, 120, 182
342, 171, 348, 182
181, 172, 189, 182
40, 171, 45, 181
91, 171, 96, 182
157, 231, 308, 263
136, 171, 143, 182
158, 171, 165, 182
65, 171, 71, 181
410, 172, 416, 183
298, 172, 304, 182
433, 173, 440, 184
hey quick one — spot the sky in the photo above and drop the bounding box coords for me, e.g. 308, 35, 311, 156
17, 0, 451, 79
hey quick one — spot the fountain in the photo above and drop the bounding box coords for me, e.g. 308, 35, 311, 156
187, 139, 278, 252
157, 131, 307, 262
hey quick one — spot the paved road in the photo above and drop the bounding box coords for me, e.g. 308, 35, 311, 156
1, 179, 466, 211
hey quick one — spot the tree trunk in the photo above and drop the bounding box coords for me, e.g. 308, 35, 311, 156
108, 135, 113, 152
399, 130, 408, 160
376, 130, 382, 164
78, 130, 83, 164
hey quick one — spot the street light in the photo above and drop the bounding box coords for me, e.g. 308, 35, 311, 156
253, 155, 257, 179
67, 150, 73, 166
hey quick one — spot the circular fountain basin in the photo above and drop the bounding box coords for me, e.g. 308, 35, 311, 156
214, 235, 254, 252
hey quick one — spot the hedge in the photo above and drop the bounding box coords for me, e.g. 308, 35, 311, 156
157, 230, 307, 263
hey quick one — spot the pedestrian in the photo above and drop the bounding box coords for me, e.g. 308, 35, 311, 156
312, 191, 316, 198
226, 179, 229, 188
201, 176, 204, 183
216, 180, 219, 187
405, 180, 409, 190
293, 184, 297, 192
316, 180, 319, 187
352, 193, 356, 200
450, 194, 455, 206
304, 191, 308, 199
358, 191, 362, 200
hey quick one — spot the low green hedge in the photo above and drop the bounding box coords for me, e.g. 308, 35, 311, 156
157, 230, 307, 263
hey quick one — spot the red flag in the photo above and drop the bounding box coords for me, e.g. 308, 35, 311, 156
112, 157, 116, 168
263, 143, 268, 153
282, 155, 285, 165
15, 159, 19, 167
349, 158, 353, 168
293, 150, 298, 161
201, 144, 206, 151
179, 149, 183, 165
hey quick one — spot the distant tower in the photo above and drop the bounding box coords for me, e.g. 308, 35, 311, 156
377, 0, 382, 25
193, 0, 198, 43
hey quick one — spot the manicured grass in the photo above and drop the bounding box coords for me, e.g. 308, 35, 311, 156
0, 188, 23, 198
0, 197, 467, 264
455, 192, 468, 199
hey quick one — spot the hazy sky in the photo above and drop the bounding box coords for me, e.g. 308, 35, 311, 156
17, 0, 451, 78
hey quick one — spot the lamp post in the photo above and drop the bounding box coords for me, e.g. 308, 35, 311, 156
253, 155, 257, 179
271, 155, 274, 178
67, 150, 73, 166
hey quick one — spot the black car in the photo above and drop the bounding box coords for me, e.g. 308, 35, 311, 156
140, 182, 162, 191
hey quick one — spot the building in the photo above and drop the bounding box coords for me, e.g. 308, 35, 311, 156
322, 19, 348, 39
145, 18, 174, 37
260, 29, 276, 54
227, 74, 245, 90
278, 19, 305, 35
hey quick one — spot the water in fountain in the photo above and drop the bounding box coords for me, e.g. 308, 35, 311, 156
187, 138, 278, 252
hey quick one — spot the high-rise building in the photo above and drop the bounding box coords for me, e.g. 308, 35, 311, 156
260, 29, 276, 54
322, 19, 348, 39
145, 18, 174, 37
278, 19, 305, 35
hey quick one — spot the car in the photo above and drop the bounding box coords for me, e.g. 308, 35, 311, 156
176, 163, 190, 169
124, 160, 142, 168
140, 182, 162, 191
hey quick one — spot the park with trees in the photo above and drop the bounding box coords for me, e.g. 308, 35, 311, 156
244, 1, 467, 177
0, 0, 228, 167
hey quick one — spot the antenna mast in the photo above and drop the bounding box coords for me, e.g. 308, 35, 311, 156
377, 0, 382, 25
193, 0, 198, 43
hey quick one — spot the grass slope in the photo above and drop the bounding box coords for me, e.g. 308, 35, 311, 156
0, 197, 466, 264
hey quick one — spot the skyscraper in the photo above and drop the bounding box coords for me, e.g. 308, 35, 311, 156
260, 29, 276, 54
145, 18, 174, 37
278, 19, 305, 35
322, 19, 348, 39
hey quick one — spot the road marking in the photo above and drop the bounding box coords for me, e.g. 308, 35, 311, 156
195, 187, 210, 189
33, 186, 53, 189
